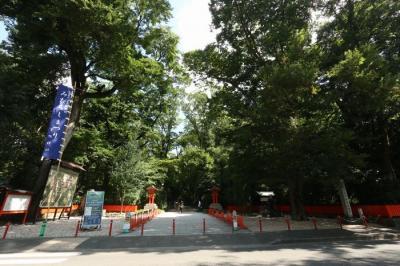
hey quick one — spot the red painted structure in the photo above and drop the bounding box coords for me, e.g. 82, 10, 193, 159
225, 204, 400, 218
40, 204, 138, 217
102, 205, 138, 213
147, 186, 157, 204
210, 186, 220, 204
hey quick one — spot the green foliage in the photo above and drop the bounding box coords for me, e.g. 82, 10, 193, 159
2, 0, 400, 212
110, 141, 165, 206
319, 0, 400, 200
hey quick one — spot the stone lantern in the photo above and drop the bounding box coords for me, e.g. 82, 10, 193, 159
144, 185, 158, 210
209, 186, 223, 210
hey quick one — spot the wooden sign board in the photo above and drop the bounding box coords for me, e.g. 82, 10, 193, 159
40, 166, 79, 208
0, 190, 32, 224
2, 194, 31, 211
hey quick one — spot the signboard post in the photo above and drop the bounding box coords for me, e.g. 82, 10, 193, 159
81, 191, 105, 230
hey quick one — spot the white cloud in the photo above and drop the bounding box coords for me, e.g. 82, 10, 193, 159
170, 0, 216, 53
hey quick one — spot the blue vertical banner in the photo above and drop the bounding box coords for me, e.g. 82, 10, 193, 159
42, 84, 74, 160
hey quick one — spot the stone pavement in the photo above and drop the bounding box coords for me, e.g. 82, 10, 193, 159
122, 211, 236, 236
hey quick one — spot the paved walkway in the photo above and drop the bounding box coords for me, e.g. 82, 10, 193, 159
122, 211, 236, 236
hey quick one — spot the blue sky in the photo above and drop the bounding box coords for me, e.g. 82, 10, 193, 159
0, 21, 7, 41
0, 1, 215, 52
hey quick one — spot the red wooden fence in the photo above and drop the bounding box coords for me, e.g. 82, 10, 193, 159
226, 204, 400, 218
40, 204, 138, 215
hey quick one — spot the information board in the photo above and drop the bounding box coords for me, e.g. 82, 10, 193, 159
40, 166, 79, 208
81, 191, 105, 229
2, 194, 31, 212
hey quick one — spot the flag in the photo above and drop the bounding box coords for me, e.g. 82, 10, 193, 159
42, 84, 74, 160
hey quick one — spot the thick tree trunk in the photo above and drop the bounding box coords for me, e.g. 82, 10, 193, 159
27, 159, 53, 223
288, 178, 306, 221
337, 179, 353, 218
382, 126, 396, 181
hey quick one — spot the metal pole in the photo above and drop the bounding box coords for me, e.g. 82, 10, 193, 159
108, 219, 113, 237
74, 220, 80, 237
2, 222, 10, 240
285, 217, 291, 231
312, 217, 317, 230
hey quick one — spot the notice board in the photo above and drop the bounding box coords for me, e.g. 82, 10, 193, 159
40, 166, 79, 208
81, 191, 105, 229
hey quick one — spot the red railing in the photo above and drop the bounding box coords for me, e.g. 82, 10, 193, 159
103, 205, 138, 213
208, 208, 247, 229
40, 204, 138, 216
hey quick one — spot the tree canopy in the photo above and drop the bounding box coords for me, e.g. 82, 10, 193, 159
1, 0, 400, 217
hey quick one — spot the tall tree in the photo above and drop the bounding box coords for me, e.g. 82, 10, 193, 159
0, 0, 180, 219
318, 0, 400, 182
184, 0, 361, 219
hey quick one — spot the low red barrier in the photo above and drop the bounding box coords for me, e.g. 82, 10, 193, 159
237, 216, 247, 229
227, 204, 400, 218
208, 208, 248, 230
129, 209, 160, 231
104, 205, 138, 213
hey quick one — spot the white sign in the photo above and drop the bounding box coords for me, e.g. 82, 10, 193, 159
84, 207, 92, 216
2, 194, 31, 211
